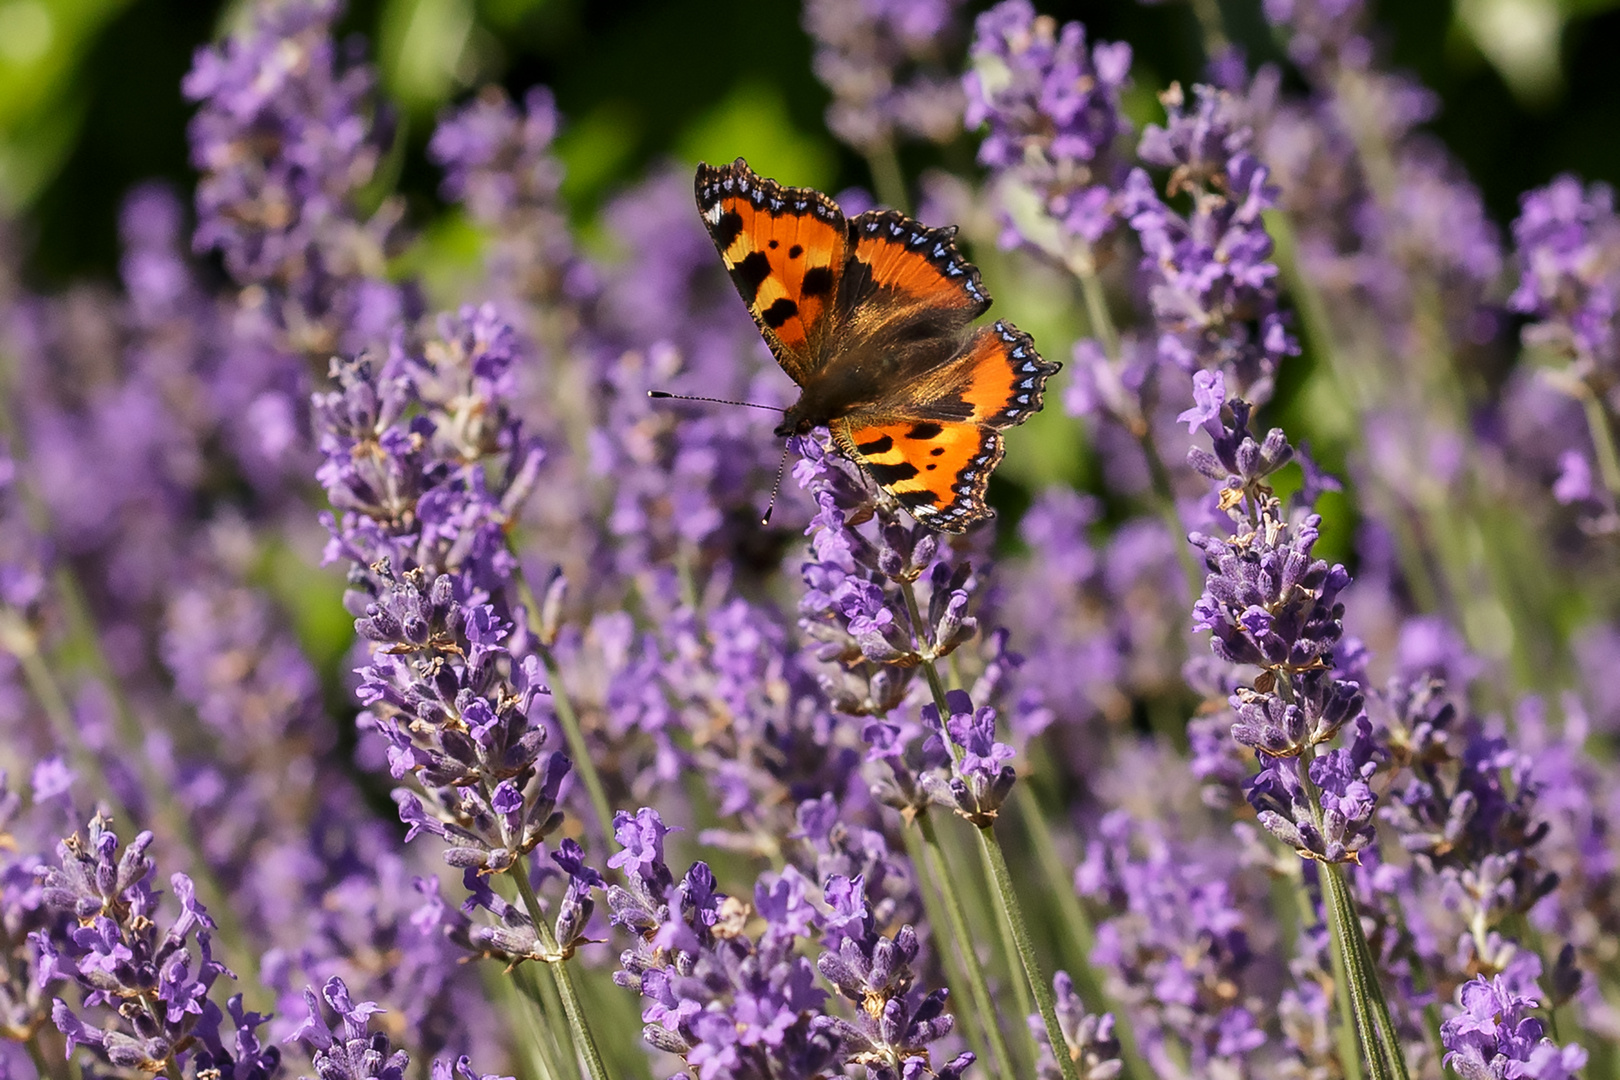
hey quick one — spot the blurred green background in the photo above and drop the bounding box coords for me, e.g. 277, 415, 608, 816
5, 0, 1620, 289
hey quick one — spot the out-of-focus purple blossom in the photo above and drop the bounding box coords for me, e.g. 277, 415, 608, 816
1263, 0, 1373, 74
1512, 174, 1620, 393
429, 86, 573, 306
805, 0, 968, 155
1440, 974, 1587, 1080
184, 0, 407, 358
964, 0, 1134, 253
1126, 83, 1298, 403
1077, 812, 1266, 1076
1033, 971, 1122, 1080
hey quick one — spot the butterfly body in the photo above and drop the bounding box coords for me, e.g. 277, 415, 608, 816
696, 158, 1058, 531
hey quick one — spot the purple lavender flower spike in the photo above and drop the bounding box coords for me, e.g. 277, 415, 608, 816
1512, 174, 1620, 388
964, 0, 1134, 255
36, 814, 280, 1078
1076, 812, 1264, 1075
1440, 975, 1587, 1080
608, 809, 845, 1078
815, 873, 971, 1080
430, 86, 573, 306
923, 688, 1017, 825
290, 976, 411, 1080
184, 0, 406, 357
804, 0, 968, 156
1126, 83, 1298, 403
1032, 971, 1123, 1080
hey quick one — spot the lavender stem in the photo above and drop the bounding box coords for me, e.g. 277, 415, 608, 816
516, 571, 616, 845
900, 577, 1080, 1080
976, 819, 1082, 1080
1012, 782, 1152, 1080
915, 809, 1021, 1077
512, 854, 613, 1080
1577, 382, 1620, 497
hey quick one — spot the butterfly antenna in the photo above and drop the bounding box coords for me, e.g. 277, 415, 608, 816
647, 390, 784, 412
760, 441, 793, 526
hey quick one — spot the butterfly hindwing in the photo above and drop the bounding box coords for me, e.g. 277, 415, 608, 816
836, 321, 1059, 528
834, 417, 1003, 529
696, 159, 847, 385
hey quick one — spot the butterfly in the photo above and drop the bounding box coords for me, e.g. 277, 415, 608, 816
694, 157, 1059, 533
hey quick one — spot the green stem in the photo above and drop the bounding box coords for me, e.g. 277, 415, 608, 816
501, 964, 568, 1080
1067, 248, 1120, 362
1319, 862, 1411, 1080
1012, 783, 1153, 1080
977, 822, 1082, 1080
1297, 737, 1408, 1080
897, 577, 1077, 1080
916, 810, 1023, 1077
513, 856, 613, 1080
1300, 872, 1365, 1080
866, 142, 909, 214
515, 572, 617, 847
1578, 382, 1620, 499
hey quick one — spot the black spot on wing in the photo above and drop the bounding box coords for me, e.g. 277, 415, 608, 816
789, 244, 803, 259
802, 266, 835, 297
866, 460, 920, 484
855, 434, 894, 455
762, 298, 799, 329
713, 209, 744, 252
732, 251, 773, 304
929, 446, 945, 457
906, 422, 943, 440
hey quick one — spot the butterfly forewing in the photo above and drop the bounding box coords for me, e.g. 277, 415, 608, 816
696, 159, 846, 385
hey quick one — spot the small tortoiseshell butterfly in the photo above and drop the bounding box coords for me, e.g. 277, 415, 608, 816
695, 158, 1059, 533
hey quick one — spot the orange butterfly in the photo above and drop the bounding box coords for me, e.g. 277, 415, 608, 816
694, 158, 1059, 533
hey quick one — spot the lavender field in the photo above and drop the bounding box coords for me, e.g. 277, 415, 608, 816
2, 0, 1618, 1078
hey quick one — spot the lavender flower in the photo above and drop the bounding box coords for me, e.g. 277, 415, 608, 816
1186, 395, 1371, 861
1126, 83, 1298, 402
1512, 174, 1620, 389
964, 0, 1134, 253
38, 814, 278, 1079
816, 874, 973, 1080
1033, 972, 1122, 1080
1440, 974, 1587, 1080
185, 0, 407, 357
608, 808, 843, 1079
923, 688, 1017, 825
428, 86, 573, 306
292, 976, 513, 1080
1076, 811, 1266, 1076
804, 0, 968, 156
